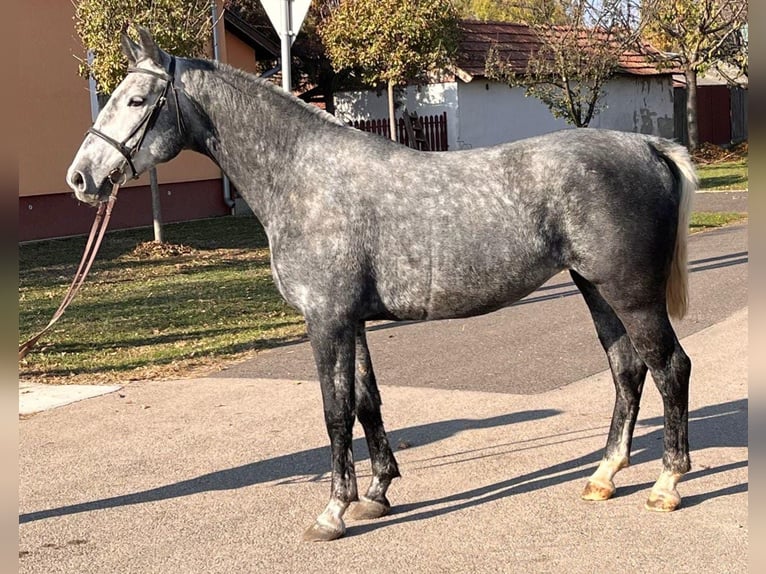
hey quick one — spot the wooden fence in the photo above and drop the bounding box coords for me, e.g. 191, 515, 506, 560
674, 85, 748, 146
349, 111, 449, 151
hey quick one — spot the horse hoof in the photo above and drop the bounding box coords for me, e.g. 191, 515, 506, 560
645, 489, 681, 512
581, 478, 616, 501
347, 498, 390, 521
302, 520, 346, 542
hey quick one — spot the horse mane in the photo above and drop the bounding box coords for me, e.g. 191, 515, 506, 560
187, 57, 347, 128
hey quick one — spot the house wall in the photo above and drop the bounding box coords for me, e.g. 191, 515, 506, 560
226, 32, 260, 75
19, 2, 97, 199
588, 76, 675, 139
335, 75, 675, 151
334, 83, 460, 150
456, 81, 569, 148
18, 1, 231, 242
459, 75, 674, 147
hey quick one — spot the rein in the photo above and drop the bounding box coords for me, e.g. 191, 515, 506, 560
19, 183, 120, 360
20, 58, 183, 360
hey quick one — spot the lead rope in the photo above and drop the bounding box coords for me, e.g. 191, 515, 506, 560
19, 183, 121, 360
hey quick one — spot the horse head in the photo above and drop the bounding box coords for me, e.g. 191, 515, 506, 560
67, 27, 185, 205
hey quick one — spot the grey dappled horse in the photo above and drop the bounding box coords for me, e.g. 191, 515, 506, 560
68, 29, 697, 542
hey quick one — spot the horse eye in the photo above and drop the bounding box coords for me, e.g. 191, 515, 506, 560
128, 96, 146, 107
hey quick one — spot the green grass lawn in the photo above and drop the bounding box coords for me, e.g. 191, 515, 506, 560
697, 159, 748, 191
689, 211, 747, 231
19, 217, 306, 384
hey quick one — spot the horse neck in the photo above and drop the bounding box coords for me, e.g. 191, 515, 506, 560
180, 61, 337, 226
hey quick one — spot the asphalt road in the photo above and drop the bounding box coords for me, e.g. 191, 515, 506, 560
693, 190, 748, 213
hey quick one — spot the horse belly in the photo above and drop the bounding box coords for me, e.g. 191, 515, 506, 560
376, 256, 559, 321
428, 267, 553, 319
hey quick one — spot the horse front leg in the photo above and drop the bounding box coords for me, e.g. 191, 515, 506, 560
303, 318, 358, 542
347, 323, 400, 520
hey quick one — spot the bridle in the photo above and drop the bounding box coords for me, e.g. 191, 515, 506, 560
87, 56, 184, 185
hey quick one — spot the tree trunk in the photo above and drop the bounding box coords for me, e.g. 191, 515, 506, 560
387, 80, 397, 142
149, 167, 164, 243
685, 68, 699, 151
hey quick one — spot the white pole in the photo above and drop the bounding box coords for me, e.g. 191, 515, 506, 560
211, 1, 235, 210
87, 51, 100, 122
149, 167, 164, 243
211, 1, 220, 58
281, 0, 292, 92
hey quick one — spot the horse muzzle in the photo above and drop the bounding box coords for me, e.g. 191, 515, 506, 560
67, 165, 115, 206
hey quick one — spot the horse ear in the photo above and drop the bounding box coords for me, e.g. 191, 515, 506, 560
120, 32, 141, 66
135, 26, 162, 66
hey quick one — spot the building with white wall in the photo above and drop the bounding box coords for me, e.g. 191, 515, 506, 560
334, 21, 676, 150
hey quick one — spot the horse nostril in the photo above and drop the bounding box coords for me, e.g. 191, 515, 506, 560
70, 170, 85, 192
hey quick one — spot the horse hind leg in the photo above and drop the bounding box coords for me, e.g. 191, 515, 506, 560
571, 271, 648, 502
619, 306, 691, 511
346, 323, 401, 520
581, 274, 692, 511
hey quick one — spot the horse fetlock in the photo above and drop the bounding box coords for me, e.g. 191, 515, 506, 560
364, 474, 396, 501
388, 460, 402, 479
332, 456, 358, 503
581, 456, 629, 501
373, 463, 400, 486
347, 473, 395, 520
665, 453, 691, 475
336, 481, 358, 504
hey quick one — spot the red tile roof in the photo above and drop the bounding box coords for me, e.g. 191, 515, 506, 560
455, 20, 673, 81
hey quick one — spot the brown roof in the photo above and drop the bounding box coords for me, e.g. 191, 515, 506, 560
455, 20, 672, 81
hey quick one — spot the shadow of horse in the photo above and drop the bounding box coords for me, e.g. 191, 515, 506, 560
19, 409, 558, 524
19, 399, 746, 530
347, 398, 748, 537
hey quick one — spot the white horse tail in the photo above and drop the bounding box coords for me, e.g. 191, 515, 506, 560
651, 139, 698, 320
